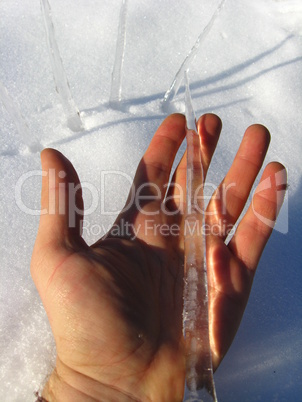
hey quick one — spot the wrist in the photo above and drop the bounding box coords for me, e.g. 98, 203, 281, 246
42, 359, 138, 402
42, 351, 185, 402
42, 367, 94, 402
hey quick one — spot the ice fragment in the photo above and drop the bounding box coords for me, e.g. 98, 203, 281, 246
183, 71, 217, 401
109, 0, 128, 109
163, 0, 226, 108
40, 0, 83, 132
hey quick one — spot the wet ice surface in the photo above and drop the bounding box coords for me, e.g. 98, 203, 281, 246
0, 0, 301, 400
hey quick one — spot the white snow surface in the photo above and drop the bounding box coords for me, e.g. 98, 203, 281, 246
0, 0, 301, 400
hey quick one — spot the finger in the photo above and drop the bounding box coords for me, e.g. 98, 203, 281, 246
207, 124, 271, 239
133, 113, 186, 200
36, 148, 84, 250
228, 162, 287, 271
165, 114, 222, 214
198, 113, 222, 177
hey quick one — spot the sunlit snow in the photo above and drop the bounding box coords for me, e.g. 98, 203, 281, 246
0, 0, 301, 401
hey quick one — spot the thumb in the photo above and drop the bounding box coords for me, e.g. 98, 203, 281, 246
31, 148, 85, 290
30, 148, 87, 302
37, 148, 84, 247
31, 149, 85, 286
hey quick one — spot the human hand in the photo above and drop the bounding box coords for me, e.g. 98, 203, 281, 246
31, 114, 286, 401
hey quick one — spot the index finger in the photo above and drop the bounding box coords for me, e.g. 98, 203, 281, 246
133, 113, 186, 199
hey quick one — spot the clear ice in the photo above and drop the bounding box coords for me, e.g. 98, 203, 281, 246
0, 81, 41, 152
183, 71, 217, 402
163, 0, 226, 108
109, 0, 128, 109
40, 0, 83, 132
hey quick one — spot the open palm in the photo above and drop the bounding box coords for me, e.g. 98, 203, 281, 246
31, 114, 286, 401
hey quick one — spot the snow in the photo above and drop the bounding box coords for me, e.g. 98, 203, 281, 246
0, 0, 301, 400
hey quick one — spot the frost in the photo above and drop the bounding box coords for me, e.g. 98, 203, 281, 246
183, 72, 217, 401
40, 0, 83, 131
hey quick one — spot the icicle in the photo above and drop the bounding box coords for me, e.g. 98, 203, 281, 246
40, 0, 83, 131
109, 0, 128, 109
183, 71, 217, 402
0, 81, 41, 152
163, 0, 226, 109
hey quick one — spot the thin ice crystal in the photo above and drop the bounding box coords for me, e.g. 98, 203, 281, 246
109, 0, 128, 109
183, 71, 217, 401
40, 0, 83, 132
163, 0, 226, 107
0, 81, 41, 152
